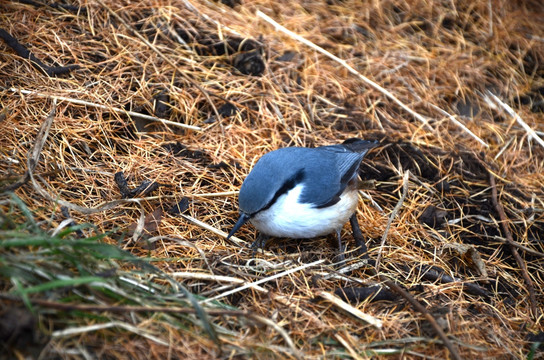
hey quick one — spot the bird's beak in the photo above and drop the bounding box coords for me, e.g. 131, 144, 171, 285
226, 213, 250, 240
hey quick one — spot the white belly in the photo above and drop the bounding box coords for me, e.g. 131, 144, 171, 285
250, 184, 359, 238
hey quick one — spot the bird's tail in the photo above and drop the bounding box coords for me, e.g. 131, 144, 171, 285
342, 138, 379, 153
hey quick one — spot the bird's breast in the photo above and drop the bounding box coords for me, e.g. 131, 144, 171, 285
250, 183, 359, 238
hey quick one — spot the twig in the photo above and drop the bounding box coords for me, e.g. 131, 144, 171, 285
489, 173, 539, 319
257, 11, 433, 131
359, 190, 383, 212
95, 0, 226, 121
180, 213, 294, 259
334, 332, 364, 360
193, 190, 239, 198
53, 321, 169, 345
170, 271, 326, 328
0, 292, 248, 315
28, 101, 56, 168
317, 291, 382, 329
0, 292, 302, 359
0, 28, 79, 76
492, 236, 544, 258
429, 103, 489, 148
376, 274, 462, 360
7, 87, 202, 131
171, 271, 249, 285
252, 315, 303, 360
180, 213, 246, 247
203, 259, 325, 303
0, 102, 56, 193
485, 91, 544, 149
375, 170, 410, 271
130, 201, 146, 245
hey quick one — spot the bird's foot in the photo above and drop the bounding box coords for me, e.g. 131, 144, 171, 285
335, 229, 348, 266
250, 234, 269, 256
349, 213, 369, 259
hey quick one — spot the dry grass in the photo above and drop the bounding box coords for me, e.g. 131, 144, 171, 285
1, 0, 543, 358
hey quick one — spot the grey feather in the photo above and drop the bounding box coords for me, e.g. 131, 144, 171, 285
238, 139, 377, 215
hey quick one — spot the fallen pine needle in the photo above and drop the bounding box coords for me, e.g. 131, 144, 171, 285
334, 332, 364, 360
53, 321, 169, 346
257, 11, 433, 131
8, 87, 202, 131
180, 213, 246, 247
429, 103, 489, 148
376, 170, 410, 271
203, 259, 325, 303
318, 291, 383, 329
485, 91, 544, 149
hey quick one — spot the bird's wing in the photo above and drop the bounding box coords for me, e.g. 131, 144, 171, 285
241, 141, 377, 212
318, 141, 376, 181
299, 148, 366, 208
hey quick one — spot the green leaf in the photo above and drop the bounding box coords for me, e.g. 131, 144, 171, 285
0, 235, 62, 248
76, 243, 136, 260
9, 193, 38, 229
18, 276, 107, 295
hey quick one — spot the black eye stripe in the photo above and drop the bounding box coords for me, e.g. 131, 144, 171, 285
256, 169, 305, 214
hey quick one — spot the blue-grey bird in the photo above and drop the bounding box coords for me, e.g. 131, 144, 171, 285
227, 138, 377, 255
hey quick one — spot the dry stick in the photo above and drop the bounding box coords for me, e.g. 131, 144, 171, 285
53, 321, 168, 346
492, 236, 544, 258
257, 11, 434, 131
7, 87, 202, 131
252, 315, 303, 360
14, 112, 137, 212
258, 11, 491, 146
180, 213, 295, 259
371, 169, 461, 359
485, 91, 544, 149
0, 292, 250, 316
317, 291, 382, 329
203, 259, 326, 303
376, 274, 462, 360
171, 271, 326, 328
428, 104, 488, 148
180, 213, 246, 248
334, 332, 364, 360
130, 201, 147, 246
27, 103, 56, 172
95, 0, 225, 121
1, 103, 56, 192
194, 190, 239, 198
0, 293, 302, 359
375, 170, 410, 271
489, 174, 538, 319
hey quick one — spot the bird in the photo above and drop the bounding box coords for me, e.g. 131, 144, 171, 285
226, 138, 378, 257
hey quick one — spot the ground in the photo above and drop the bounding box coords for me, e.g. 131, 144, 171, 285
1, 0, 543, 359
